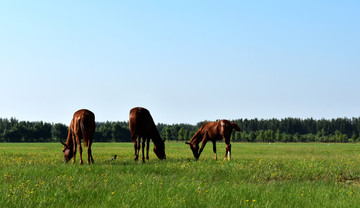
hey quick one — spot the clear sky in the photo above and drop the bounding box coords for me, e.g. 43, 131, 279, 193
1, 1, 359, 125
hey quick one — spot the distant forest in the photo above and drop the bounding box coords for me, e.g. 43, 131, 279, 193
1, 117, 360, 143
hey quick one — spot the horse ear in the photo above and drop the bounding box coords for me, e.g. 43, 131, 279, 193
185, 142, 190, 145
60, 141, 67, 147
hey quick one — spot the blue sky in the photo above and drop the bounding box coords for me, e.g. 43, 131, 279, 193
1, 1, 359, 125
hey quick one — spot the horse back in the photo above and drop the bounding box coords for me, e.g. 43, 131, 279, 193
72, 109, 95, 146
206, 120, 234, 140
129, 107, 159, 140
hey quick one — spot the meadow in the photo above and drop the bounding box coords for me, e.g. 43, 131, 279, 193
1, 142, 360, 208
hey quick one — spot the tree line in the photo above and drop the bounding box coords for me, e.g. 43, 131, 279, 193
0, 117, 359, 143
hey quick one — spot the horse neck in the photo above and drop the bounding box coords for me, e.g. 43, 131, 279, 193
190, 133, 200, 144
65, 129, 74, 147
152, 138, 163, 146
189, 130, 202, 145
151, 132, 164, 146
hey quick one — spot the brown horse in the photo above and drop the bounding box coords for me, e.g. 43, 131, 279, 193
61, 109, 95, 165
129, 107, 166, 162
185, 120, 241, 160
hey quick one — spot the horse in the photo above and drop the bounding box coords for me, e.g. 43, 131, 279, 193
185, 120, 241, 160
61, 109, 95, 165
129, 107, 166, 162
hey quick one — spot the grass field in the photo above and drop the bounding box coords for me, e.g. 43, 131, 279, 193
1, 142, 360, 207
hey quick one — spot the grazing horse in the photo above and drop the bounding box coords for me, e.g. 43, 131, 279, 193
129, 107, 166, 162
61, 109, 95, 165
185, 120, 241, 160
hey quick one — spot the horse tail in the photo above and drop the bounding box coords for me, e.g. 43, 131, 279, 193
82, 111, 95, 147
81, 122, 88, 147
79, 115, 92, 147
75, 118, 87, 147
230, 122, 241, 132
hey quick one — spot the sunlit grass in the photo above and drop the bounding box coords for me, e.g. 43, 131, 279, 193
1, 142, 360, 207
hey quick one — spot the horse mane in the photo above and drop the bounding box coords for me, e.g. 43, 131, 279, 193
136, 108, 163, 144
149, 116, 159, 137
189, 123, 207, 144
151, 126, 162, 142
65, 122, 74, 147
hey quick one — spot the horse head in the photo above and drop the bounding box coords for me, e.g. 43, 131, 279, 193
185, 142, 199, 159
60, 141, 73, 162
153, 139, 166, 160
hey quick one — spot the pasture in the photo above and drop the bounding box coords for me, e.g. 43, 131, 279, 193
1, 142, 360, 207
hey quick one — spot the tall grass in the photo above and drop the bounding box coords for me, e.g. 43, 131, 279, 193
1, 143, 360, 207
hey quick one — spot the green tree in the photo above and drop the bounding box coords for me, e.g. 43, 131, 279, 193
183, 129, 189, 141
178, 127, 185, 141
52, 123, 68, 142
165, 127, 172, 141
248, 132, 256, 142
33, 122, 52, 142
257, 130, 265, 142
99, 122, 112, 141
234, 132, 241, 142
350, 133, 357, 143
112, 122, 124, 142
265, 130, 275, 142
275, 130, 281, 142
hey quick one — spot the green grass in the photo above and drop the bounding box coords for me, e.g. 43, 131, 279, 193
1, 142, 360, 207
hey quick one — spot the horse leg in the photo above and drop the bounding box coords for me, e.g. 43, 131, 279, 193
146, 138, 150, 160
197, 141, 207, 159
87, 141, 94, 164
197, 134, 208, 159
90, 143, 94, 164
224, 143, 231, 161
222, 135, 231, 161
212, 140, 217, 160
141, 138, 145, 163
72, 136, 77, 163
134, 137, 140, 161
78, 142, 83, 165
72, 146, 77, 163
227, 143, 231, 161
131, 134, 138, 161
